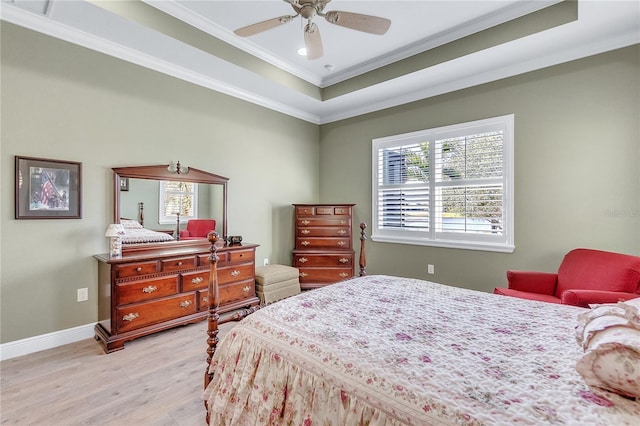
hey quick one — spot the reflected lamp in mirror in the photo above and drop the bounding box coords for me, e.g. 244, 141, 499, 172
167, 161, 189, 175
105, 223, 126, 258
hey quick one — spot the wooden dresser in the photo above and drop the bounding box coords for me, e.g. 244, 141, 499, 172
94, 243, 259, 353
292, 204, 355, 290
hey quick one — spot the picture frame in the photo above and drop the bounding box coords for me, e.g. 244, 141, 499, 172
15, 156, 82, 219
120, 177, 129, 191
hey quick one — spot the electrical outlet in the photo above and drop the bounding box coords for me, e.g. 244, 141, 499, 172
77, 288, 88, 302
428, 264, 435, 274
263, 258, 269, 266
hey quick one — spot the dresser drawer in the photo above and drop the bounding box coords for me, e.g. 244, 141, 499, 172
220, 278, 256, 305
197, 289, 209, 312
294, 253, 353, 267
217, 263, 255, 285
181, 270, 209, 292
297, 267, 354, 284
116, 293, 197, 333
297, 217, 351, 227
161, 256, 196, 272
116, 275, 178, 305
198, 252, 229, 266
296, 237, 351, 250
297, 227, 350, 237
229, 248, 255, 263
115, 261, 158, 278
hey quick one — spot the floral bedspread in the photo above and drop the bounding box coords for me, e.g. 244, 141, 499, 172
204, 275, 640, 425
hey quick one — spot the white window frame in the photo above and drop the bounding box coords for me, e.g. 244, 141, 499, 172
372, 114, 514, 253
158, 181, 198, 225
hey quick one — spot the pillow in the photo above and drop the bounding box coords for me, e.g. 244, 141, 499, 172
120, 219, 143, 229
575, 298, 640, 399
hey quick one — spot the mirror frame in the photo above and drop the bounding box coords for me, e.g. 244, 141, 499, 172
113, 164, 228, 252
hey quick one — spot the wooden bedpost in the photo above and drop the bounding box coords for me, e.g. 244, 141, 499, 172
204, 231, 220, 391
359, 222, 367, 276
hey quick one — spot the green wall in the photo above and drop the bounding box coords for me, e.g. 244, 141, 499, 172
0, 23, 318, 343
320, 45, 640, 292
2, 20, 639, 346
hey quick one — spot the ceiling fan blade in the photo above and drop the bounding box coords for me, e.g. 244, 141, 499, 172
323, 11, 391, 35
304, 22, 323, 60
234, 15, 294, 37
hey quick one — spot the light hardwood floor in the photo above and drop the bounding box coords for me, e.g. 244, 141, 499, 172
1, 321, 236, 425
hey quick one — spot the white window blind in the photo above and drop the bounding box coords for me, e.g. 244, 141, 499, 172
158, 181, 198, 225
372, 115, 514, 252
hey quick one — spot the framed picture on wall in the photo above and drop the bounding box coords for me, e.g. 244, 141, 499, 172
120, 177, 129, 191
15, 156, 82, 219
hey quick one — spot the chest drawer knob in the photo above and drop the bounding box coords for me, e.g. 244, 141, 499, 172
337, 241, 346, 247
191, 277, 204, 284
301, 229, 310, 235
230, 270, 240, 277
142, 285, 157, 293
299, 272, 308, 278
136, 267, 142, 272
339, 258, 349, 264
339, 272, 349, 278
301, 220, 311, 225
242, 286, 251, 293
123, 313, 139, 322
340, 220, 347, 225
337, 230, 347, 235
202, 296, 208, 303
301, 241, 310, 246
179, 300, 192, 308
177, 261, 183, 266
298, 257, 308, 263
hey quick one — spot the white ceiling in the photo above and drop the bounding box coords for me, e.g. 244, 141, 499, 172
2, 0, 639, 124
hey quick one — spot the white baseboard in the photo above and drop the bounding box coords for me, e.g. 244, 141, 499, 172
0, 323, 96, 362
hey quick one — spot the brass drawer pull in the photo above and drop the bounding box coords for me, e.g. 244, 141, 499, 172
339, 258, 349, 264
298, 257, 308, 263
339, 272, 349, 278
242, 286, 251, 293
337, 230, 347, 235
142, 285, 157, 293
123, 313, 139, 322
136, 267, 142, 272
301, 241, 310, 246
202, 296, 208, 303
191, 277, 204, 284
340, 220, 347, 224
230, 270, 240, 277
337, 241, 346, 246
299, 272, 308, 278
301, 229, 310, 235
301, 220, 310, 225
180, 300, 192, 308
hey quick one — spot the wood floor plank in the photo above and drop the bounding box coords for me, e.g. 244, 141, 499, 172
0, 321, 237, 426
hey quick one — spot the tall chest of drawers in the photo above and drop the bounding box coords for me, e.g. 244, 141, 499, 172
94, 243, 259, 353
292, 204, 355, 290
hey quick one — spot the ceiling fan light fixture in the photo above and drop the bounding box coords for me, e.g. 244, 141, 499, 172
298, 47, 307, 56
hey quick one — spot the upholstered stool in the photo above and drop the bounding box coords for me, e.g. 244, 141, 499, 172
255, 264, 301, 304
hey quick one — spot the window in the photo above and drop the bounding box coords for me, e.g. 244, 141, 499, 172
158, 181, 198, 225
372, 115, 514, 252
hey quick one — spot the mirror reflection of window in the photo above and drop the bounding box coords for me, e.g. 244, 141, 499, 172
159, 181, 198, 224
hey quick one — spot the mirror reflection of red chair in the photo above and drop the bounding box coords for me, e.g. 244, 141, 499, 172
179, 219, 216, 240
494, 248, 640, 307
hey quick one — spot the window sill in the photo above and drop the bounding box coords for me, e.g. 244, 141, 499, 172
371, 234, 515, 253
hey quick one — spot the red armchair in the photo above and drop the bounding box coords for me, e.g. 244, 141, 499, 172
179, 219, 216, 240
494, 248, 640, 307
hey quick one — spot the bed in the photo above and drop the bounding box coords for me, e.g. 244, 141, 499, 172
119, 218, 174, 244
202, 231, 640, 425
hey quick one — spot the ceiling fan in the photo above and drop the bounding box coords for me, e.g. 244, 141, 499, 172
233, 0, 391, 60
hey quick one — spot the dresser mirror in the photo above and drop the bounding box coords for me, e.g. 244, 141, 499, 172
113, 164, 228, 252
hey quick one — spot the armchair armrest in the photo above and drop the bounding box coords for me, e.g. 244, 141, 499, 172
560, 289, 640, 308
506, 270, 558, 295
179, 230, 190, 238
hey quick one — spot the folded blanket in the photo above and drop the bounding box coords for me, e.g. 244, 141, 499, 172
575, 298, 640, 399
